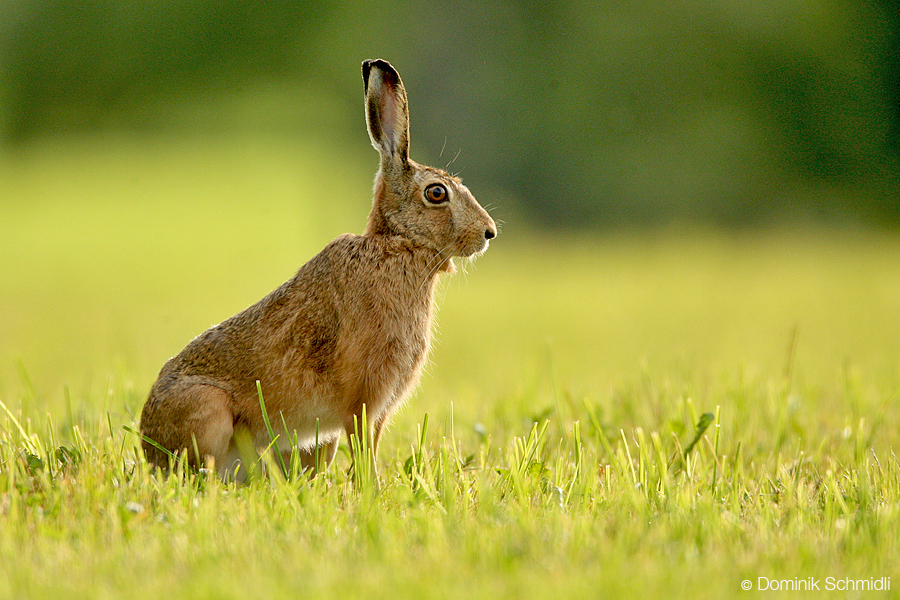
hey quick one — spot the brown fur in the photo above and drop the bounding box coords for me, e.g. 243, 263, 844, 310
139, 59, 497, 476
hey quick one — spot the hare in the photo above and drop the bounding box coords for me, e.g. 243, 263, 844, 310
139, 59, 497, 477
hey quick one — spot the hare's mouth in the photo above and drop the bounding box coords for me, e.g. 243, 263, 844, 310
439, 234, 491, 259
463, 238, 491, 257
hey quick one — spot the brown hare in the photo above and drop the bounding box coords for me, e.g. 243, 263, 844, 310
139, 59, 497, 477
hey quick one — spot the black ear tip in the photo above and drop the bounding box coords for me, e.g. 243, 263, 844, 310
362, 59, 400, 86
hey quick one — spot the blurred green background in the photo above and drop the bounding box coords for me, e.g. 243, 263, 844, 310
1, 0, 899, 418
2, 0, 899, 226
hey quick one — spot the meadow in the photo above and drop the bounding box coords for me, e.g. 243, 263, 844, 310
1, 133, 899, 599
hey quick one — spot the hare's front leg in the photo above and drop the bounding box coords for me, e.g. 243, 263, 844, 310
344, 410, 380, 482
282, 437, 339, 477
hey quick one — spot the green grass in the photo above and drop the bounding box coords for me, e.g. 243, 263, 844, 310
2, 134, 900, 599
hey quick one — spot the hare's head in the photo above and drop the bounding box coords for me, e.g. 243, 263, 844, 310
362, 59, 496, 258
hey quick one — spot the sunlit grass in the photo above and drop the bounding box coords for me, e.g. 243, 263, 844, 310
1, 382, 898, 599
1, 134, 899, 598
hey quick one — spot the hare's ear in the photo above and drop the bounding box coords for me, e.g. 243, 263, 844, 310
363, 59, 410, 168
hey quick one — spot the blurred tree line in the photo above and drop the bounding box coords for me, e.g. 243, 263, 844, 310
1, 0, 898, 228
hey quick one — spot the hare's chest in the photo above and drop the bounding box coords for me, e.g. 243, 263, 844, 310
367, 300, 433, 368
336, 291, 434, 400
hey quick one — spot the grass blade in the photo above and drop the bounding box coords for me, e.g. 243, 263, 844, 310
256, 380, 287, 478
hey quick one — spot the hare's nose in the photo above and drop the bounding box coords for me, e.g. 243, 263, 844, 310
484, 226, 496, 240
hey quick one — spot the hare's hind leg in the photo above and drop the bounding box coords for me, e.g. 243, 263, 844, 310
140, 382, 235, 471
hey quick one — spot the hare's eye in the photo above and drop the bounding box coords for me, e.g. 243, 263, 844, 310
424, 184, 448, 204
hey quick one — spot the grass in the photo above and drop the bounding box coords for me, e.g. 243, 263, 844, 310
2, 133, 900, 598
1, 386, 897, 598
